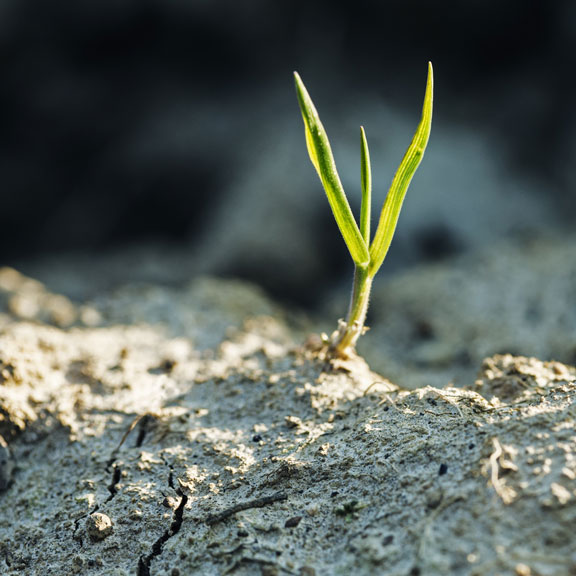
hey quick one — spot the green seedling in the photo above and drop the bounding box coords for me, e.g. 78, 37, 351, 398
295, 63, 433, 359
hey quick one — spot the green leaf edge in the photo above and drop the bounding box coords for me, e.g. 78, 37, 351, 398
294, 72, 370, 267
368, 61, 434, 277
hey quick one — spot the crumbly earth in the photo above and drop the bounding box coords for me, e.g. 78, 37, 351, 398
0, 266, 575, 576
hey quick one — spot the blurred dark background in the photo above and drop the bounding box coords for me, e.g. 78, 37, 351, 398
1, 0, 575, 306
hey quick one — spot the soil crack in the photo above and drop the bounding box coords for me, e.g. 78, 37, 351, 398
106, 464, 122, 502
74, 456, 122, 545
137, 492, 188, 576
72, 504, 99, 547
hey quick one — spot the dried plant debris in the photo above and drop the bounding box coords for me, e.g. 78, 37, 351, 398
0, 272, 574, 575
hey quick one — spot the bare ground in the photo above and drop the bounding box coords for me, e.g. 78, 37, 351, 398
0, 260, 575, 576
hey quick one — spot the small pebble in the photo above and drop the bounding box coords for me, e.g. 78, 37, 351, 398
129, 509, 143, 521
86, 512, 113, 542
163, 496, 178, 509
285, 516, 303, 528
284, 415, 302, 429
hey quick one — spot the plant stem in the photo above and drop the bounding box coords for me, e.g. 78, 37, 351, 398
330, 265, 373, 357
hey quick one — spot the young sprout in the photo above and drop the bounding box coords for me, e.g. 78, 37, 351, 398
295, 63, 433, 359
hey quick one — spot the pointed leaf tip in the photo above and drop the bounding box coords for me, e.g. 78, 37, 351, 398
368, 62, 434, 276
294, 72, 370, 267
359, 126, 372, 245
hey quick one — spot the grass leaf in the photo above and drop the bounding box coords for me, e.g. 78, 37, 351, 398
294, 72, 370, 267
359, 126, 372, 245
368, 61, 434, 277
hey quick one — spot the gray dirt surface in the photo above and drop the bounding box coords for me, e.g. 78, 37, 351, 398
353, 233, 576, 389
0, 257, 575, 576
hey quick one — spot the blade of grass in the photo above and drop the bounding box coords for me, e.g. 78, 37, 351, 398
368, 61, 434, 277
359, 126, 371, 245
294, 72, 370, 267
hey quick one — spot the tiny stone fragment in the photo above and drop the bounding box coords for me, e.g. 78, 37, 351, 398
163, 496, 179, 508
0, 434, 15, 491
285, 516, 303, 528
550, 482, 571, 505
129, 509, 143, 521
86, 512, 113, 542
515, 564, 532, 576
285, 415, 302, 429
